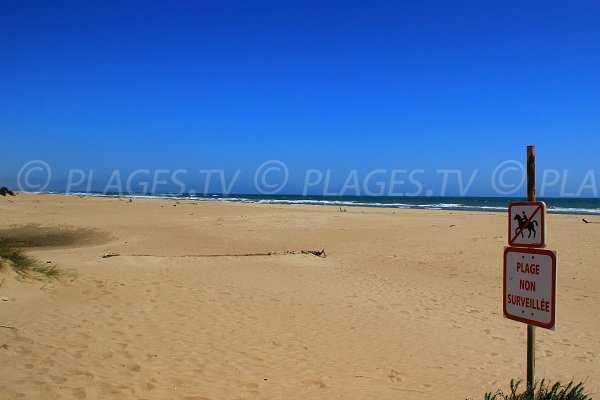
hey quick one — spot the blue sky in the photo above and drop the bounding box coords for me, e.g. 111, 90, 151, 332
1, 1, 599, 196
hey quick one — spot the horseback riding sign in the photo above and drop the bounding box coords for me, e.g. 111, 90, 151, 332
508, 201, 546, 247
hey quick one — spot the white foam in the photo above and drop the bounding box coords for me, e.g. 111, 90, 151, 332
547, 207, 600, 214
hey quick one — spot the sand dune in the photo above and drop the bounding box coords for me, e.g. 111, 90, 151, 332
1, 194, 599, 399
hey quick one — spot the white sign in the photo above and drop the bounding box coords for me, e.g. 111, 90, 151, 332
508, 201, 546, 247
503, 247, 557, 330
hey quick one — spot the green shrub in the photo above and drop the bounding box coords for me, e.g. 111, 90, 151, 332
484, 379, 590, 400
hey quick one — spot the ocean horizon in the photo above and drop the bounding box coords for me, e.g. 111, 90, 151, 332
55, 192, 600, 215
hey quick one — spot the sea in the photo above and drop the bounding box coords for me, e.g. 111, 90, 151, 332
62, 192, 600, 215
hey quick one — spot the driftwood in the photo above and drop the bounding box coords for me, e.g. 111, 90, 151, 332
102, 253, 120, 258
101, 249, 327, 259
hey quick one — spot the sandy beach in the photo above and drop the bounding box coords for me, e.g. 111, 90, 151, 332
1, 194, 598, 399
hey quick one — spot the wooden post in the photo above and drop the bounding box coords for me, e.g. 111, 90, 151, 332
527, 146, 536, 202
526, 145, 536, 390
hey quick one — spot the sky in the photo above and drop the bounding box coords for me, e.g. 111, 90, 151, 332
1, 0, 599, 196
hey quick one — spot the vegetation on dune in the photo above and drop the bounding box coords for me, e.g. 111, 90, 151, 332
483, 379, 591, 400
0, 239, 61, 280
0, 186, 15, 196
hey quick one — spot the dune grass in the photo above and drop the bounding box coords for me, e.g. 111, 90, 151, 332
0, 239, 61, 280
484, 379, 591, 400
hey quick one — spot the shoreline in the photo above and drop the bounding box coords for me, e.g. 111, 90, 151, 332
11, 191, 600, 216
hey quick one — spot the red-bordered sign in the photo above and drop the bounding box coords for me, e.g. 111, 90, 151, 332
503, 247, 557, 330
508, 202, 546, 247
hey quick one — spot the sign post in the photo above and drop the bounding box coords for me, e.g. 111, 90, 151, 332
502, 146, 558, 391
526, 145, 536, 390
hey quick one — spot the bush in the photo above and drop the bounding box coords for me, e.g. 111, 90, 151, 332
0, 186, 15, 196
484, 379, 591, 400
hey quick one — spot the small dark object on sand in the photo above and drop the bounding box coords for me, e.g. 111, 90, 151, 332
301, 249, 326, 258
582, 218, 591, 224
0, 325, 16, 330
0, 187, 15, 196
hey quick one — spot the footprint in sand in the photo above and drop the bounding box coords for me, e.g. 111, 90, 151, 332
127, 363, 141, 372
575, 351, 595, 362
72, 388, 87, 399
71, 350, 84, 359
387, 369, 405, 383
49, 375, 67, 384
237, 381, 259, 389
302, 379, 328, 389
